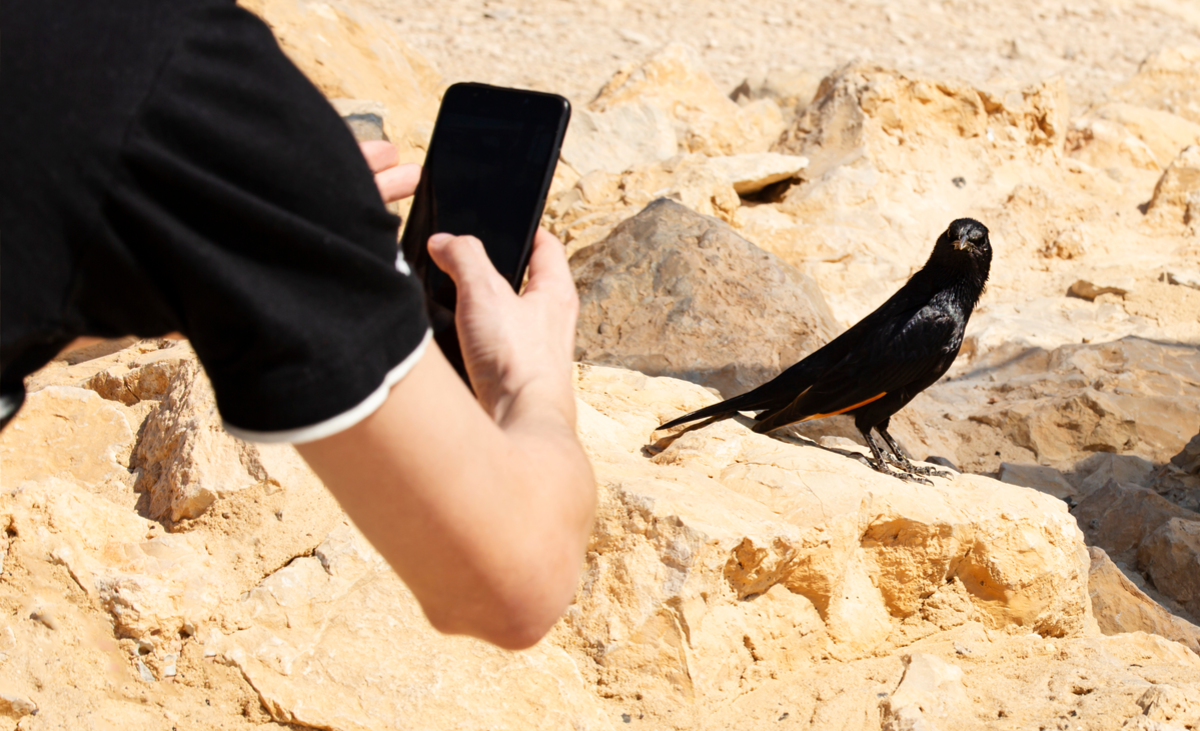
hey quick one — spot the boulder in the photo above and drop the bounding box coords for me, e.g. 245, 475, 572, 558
1146, 145, 1200, 229
240, 0, 440, 160
133, 358, 269, 524
560, 102, 678, 176
1138, 518, 1200, 620
548, 154, 742, 253
730, 67, 823, 116
1073, 483, 1199, 565
1087, 547, 1200, 655
1153, 430, 1200, 513
548, 152, 805, 254
998, 462, 1077, 501
1089, 103, 1200, 169
703, 152, 808, 194
590, 44, 786, 156
1066, 116, 1162, 172
1111, 46, 1200, 126
571, 198, 839, 398
910, 337, 1200, 475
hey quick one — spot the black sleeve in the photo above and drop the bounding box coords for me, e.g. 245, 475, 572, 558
103, 3, 430, 440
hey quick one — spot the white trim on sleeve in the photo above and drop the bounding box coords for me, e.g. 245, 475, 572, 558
222, 328, 432, 445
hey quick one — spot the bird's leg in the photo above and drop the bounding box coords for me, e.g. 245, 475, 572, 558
859, 428, 933, 486
876, 425, 952, 480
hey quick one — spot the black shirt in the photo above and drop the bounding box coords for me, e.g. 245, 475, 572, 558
1, 0, 431, 441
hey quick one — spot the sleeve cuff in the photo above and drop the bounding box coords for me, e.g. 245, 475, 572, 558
222, 328, 432, 444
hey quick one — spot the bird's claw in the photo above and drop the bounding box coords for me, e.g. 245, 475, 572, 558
880, 453, 952, 480
867, 458, 935, 486
898, 462, 952, 480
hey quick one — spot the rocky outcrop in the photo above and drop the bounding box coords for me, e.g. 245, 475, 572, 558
1088, 546, 1200, 655
4, 346, 1200, 730
1147, 145, 1200, 230
1111, 45, 1200, 126
240, 0, 441, 160
908, 337, 1200, 476
571, 199, 838, 398
590, 44, 786, 157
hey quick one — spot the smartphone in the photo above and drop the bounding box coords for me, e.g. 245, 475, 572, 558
400, 82, 571, 385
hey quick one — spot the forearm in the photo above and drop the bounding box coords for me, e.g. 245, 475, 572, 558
297, 347, 594, 649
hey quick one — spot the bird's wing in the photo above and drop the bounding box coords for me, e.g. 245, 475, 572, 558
656, 322, 861, 430
753, 303, 962, 433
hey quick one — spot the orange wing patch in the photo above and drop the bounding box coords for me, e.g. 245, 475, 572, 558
798, 392, 887, 422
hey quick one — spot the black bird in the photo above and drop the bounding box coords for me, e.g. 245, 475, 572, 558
657, 218, 992, 484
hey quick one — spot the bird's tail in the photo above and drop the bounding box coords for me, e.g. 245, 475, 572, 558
656, 391, 762, 431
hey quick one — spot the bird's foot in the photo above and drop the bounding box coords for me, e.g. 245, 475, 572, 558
899, 461, 953, 480
867, 457, 934, 487
881, 453, 952, 480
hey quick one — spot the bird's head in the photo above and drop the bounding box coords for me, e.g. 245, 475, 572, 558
926, 218, 992, 296
934, 218, 991, 268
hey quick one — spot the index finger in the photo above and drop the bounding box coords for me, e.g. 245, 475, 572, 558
359, 140, 399, 174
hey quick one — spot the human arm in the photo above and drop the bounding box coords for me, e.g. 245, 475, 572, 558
296, 144, 595, 650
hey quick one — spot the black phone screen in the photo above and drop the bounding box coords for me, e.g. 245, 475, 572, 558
400, 83, 571, 384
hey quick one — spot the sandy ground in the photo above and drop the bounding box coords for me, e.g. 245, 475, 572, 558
365, 0, 1200, 110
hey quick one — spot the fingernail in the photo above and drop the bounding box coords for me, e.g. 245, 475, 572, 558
429, 233, 453, 246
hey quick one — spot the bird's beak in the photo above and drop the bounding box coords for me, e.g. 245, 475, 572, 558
953, 238, 970, 251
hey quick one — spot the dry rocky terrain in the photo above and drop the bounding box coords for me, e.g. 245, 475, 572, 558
3, 0, 1200, 729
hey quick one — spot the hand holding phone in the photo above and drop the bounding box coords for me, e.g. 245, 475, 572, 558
400, 83, 572, 387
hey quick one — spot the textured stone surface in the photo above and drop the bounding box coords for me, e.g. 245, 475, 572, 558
560, 102, 678, 177
0, 386, 133, 489
1112, 45, 1200, 125
241, 0, 440, 161
1147, 145, 1200, 228
1088, 547, 1200, 655
1138, 518, 1200, 620
590, 44, 786, 157
571, 199, 838, 398
133, 359, 269, 524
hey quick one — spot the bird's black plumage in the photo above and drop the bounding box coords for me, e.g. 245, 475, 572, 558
657, 218, 992, 483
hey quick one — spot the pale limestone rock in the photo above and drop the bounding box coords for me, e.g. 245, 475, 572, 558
1138, 518, 1200, 619
998, 463, 1076, 501
1066, 116, 1162, 171
1088, 547, 1200, 655
2, 477, 219, 666
704, 152, 808, 194
1112, 46, 1200, 125
240, 0, 440, 162
568, 364, 1094, 725
0, 386, 133, 489
210, 523, 616, 731
1090, 103, 1200, 168
730, 67, 823, 115
561, 102, 678, 176
134, 358, 269, 523
880, 653, 967, 730
911, 337, 1200, 475
1147, 145, 1200, 227
0, 692, 37, 719
1136, 684, 1198, 725
548, 153, 744, 253
1167, 269, 1200, 291
571, 199, 838, 398
1076, 483, 1200, 565
590, 44, 785, 156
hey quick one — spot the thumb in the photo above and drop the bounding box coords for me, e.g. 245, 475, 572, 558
426, 234, 501, 292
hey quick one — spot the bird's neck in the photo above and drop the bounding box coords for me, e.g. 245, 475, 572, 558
912, 257, 989, 312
